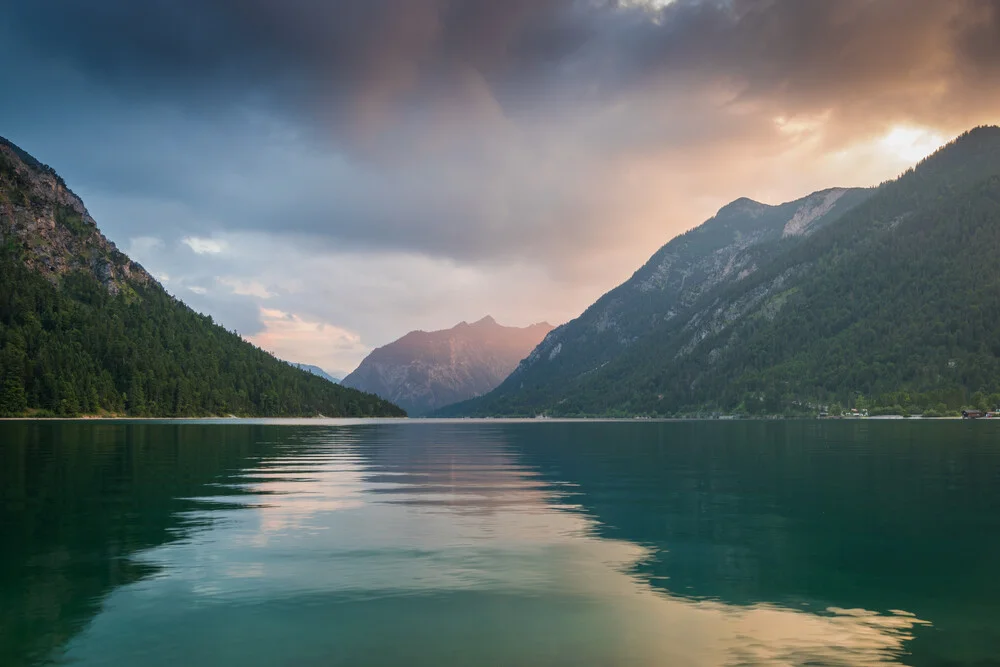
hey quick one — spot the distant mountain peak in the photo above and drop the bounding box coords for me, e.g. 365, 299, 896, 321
341, 318, 555, 415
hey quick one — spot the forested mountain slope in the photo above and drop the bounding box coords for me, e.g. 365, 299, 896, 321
446, 126, 1000, 417
0, 136, 404, 418
471, 188, 870, 407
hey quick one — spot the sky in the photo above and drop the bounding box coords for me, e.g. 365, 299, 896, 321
2, 0, 999, 376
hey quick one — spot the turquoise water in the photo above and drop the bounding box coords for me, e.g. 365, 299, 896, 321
2, 420, 999, 665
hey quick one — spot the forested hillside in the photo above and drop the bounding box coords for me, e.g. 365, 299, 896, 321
0, 136, 404, 418
445, 126, 1000, 417
460, 187, 871, 411
291, 364, 341, 384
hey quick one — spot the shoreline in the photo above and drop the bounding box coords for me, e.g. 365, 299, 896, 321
0, 415, 975, 422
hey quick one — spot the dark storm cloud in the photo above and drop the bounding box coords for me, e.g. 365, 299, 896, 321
3, 0, 591, 118
10, 1, 997, 107
641, 1, 1000, 126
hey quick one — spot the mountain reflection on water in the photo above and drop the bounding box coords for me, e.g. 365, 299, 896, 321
2, 420, 999, 666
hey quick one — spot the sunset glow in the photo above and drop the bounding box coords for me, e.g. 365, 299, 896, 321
878, 126, 949, 164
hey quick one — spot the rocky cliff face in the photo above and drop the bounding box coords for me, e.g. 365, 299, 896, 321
341, 316, 553, 415
0, 137, 152, 296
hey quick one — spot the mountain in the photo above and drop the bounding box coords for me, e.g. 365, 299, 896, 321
438, 185, 871, 415
443, 126, 1000, 417
341, 316, 553, 415
0, 136, 405, 418
290, 363, 341, 384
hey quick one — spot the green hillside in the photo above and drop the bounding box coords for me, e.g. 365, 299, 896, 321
0, 137, 405, 418
446, 126, 1000, 417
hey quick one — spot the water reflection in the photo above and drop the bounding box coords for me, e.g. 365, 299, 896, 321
507, 420, 1000, 665
0, 422, 954, 666
0, 422, 288, 666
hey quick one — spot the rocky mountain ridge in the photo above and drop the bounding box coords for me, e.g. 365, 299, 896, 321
0, 137, 152, 296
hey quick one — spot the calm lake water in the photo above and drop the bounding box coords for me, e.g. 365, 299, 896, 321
2, 420, 999, 666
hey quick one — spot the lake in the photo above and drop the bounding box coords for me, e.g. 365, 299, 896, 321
2, 419, 999, 666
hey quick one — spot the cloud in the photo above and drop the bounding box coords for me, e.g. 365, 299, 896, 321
182, 237, 228, 255
2, 1, 999, 370
247, 308, 370, 374
5, 1, 998, 270
877, 126, 949, 164
127, 236, 164, 256
217, 277, 275, 300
